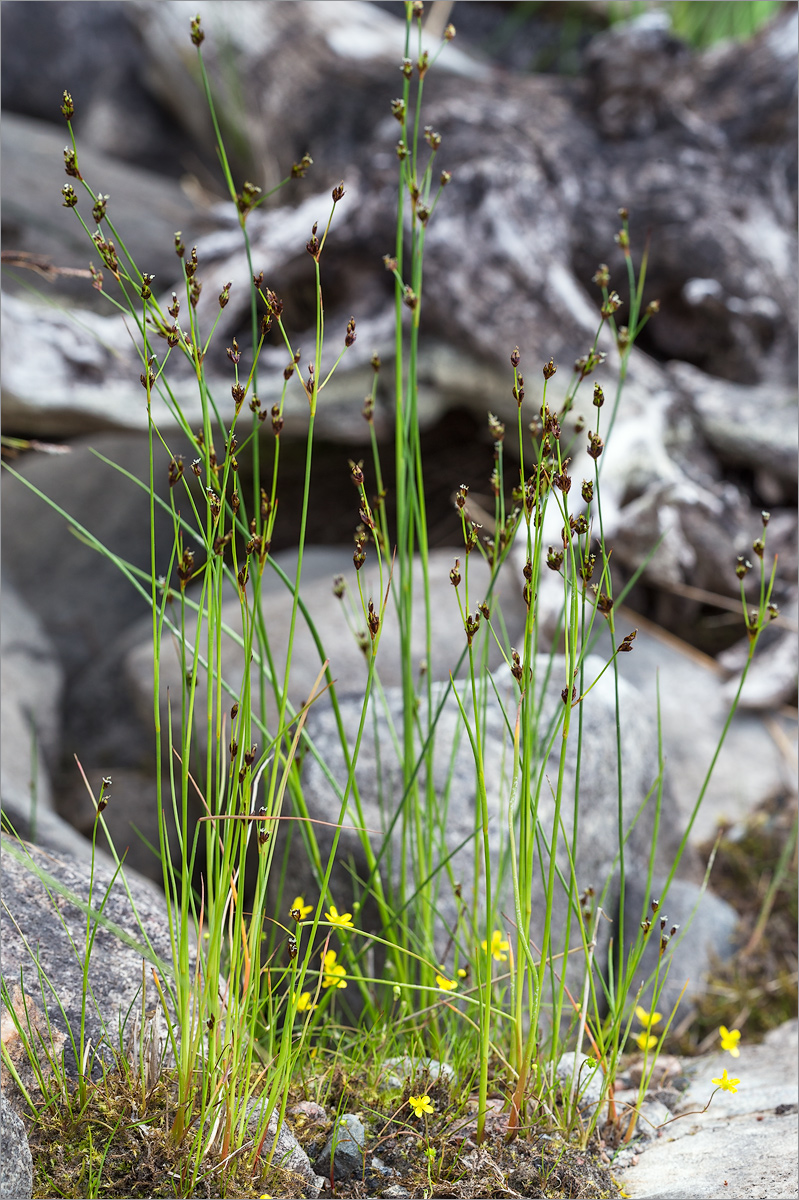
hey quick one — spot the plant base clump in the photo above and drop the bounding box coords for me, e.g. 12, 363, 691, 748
24, 1071, 303, 1200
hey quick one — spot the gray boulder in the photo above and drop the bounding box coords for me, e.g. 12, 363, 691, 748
1, 434, 177, 879
124, 545, 528, 758
623, 876, 740, 1016
668, 362, 798, 508
1, 585, 63, 825
0, 1092, 32, 1200
1, 434, 173, 681
3, 3, 795, 437
294, 653, 681, 1005
0, 834, 176, 1086
587, 614, 797, 847
718, 622, 799, 713
1, 111, 212, 314
616, 1019, 799, 1200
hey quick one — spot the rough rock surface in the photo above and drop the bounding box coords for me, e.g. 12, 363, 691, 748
0, 1092, 33, 1200
313, 1112, 367, 1183
0, 835, 177, 1085
294, 657, 686, 999
2, 2, 796, 675
1, 111, 213, 314
616, 1020, 799, 1200
247, 1101, 324, 1198
2, 4, 796, 722
1, 434, 177, 877
3, 4, 795, 420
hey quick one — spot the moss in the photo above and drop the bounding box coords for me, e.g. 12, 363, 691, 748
364, 1127, 621, 1199
23, 1053, 630, 1199
25, 1072, 305, 1199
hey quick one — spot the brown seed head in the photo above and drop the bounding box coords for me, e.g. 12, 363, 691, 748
291, 153, 313, 178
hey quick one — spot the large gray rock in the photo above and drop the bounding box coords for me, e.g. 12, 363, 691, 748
668, 362, 797, 507
124, 545, 528, 752
617, 1020, 799, 1200
2, 3, 795, 672
1, 434, 174, 680
718, 621, 799, 713
1, 292, 209, 438
1, 434, 177, 876
1, 585, 63, 822
113, 544, 528, 886
0, 1, 192, 177
3, 3, 795, 437
1, 112, 212, 314
0, 834, 177, 1085
294, 654, 682, 1003
588, 612, 798, 847
623, 876, 740, 1016
0, 1092, 32, 1200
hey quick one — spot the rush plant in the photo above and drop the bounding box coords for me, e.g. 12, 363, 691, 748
0, 3, 781, 1196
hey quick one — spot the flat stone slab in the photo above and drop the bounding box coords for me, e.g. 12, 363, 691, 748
617, 1020, 798, 1200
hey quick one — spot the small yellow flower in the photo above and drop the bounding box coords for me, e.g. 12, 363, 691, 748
635, 1031, 658, 1052
435, 973, 457, 991
456, 968, 468, 979
324, 904, 354, 929
711, 1068, 740, 1094
409, 1093, 435, 1118
294, 991, 316, 1012
321, 949, 347, 989
481, 930, 509, 962
719, 1026, 741, 1057
290, 896, 313, 921
635, 1005, 663, 1030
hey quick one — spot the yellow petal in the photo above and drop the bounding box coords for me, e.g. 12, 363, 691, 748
435, 973, 457, 991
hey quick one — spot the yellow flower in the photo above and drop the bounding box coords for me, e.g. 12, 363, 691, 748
719, 1026, 741, 1057
321, 949, 347, 989
290, 896, 313, 921
409, 1093, 435, 1118
435, 973, 457, 991
481, 930, 509, 962
294, 991, 316, 1013
324, 904, 354, 929
711, 1068, 740, 1094
635, 1005, 663, 1030
456, 968, 468, 979
635, 1031, 658, 1052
